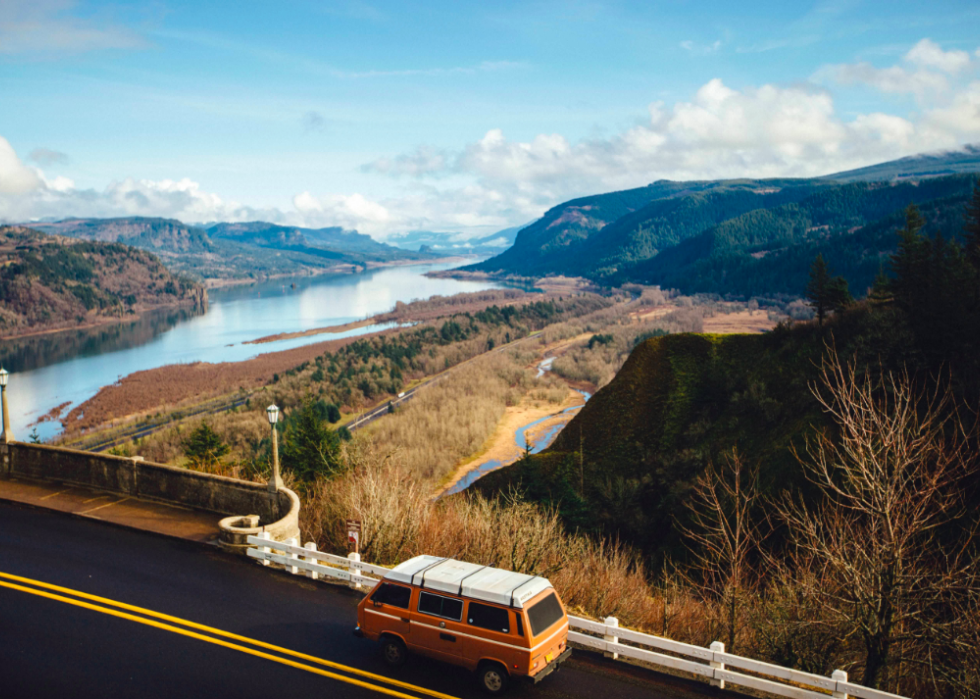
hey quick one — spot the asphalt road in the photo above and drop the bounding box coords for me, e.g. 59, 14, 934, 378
0, 502, 714, 699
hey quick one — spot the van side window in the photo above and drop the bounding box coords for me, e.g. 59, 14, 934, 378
515, 614, 524, 637
372, 583, 411, 610
467, 602, 510, 633
417, 591, 463, 621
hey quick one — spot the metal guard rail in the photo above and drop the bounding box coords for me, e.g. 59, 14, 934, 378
246, 534, 907, 699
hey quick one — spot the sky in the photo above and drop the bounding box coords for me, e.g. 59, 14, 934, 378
1, 0, 979, 240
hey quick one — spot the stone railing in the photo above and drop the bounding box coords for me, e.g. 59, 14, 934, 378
0, 441, 299, 547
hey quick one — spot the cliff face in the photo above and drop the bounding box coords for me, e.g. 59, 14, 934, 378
0, 226, 207, 339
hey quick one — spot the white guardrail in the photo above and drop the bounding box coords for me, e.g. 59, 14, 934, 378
246, 533, 907, 699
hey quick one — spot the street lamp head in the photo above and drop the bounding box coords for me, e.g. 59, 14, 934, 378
266, 404, 279, 426
0, 367, 7, 387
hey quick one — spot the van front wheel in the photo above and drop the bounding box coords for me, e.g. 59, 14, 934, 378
380, 636, 407, 668
478, 662, 509, 695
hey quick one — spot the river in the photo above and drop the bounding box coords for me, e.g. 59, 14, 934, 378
3, 260, 510, 441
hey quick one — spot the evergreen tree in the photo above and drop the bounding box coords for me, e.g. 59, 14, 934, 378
806, 254, 831, 325
183, 422, 230, 467
806, 254, 850, 324
281, 398, 343, 481
867, 265, 893, 306
890, 204, 930, 315
826, 275, 853, 314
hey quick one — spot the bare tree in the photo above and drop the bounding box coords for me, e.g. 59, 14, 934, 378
776, 349, 978, 692
679, 448, 766, 652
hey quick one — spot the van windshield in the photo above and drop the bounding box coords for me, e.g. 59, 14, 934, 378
526, 592, 564, 636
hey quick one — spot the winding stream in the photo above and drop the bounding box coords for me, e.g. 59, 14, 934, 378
442, 359, 591, 496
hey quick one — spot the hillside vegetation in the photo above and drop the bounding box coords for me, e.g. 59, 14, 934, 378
467, 147, 980, 299
0, 226, 206, 338
470, 191, 980, 697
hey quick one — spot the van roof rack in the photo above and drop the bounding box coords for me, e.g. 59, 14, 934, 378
383, 556, 553, 608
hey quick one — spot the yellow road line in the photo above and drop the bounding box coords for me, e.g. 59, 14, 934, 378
0, 571, 457, 699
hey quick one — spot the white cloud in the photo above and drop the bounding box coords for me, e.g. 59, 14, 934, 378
0, 0, 145, 54
816, 37, 977, 101
0, 137, 43, 194
360, 69, 980, 236
826, 62, 949, 99
905, 38, 971, 74
921, 81, 980, 141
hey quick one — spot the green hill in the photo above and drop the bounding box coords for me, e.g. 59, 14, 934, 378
621, 175, 977, 296
465, 147, 980, 299
0, 226, 207, 339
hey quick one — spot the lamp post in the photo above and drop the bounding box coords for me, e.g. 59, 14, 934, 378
0, 367, 11, 444
267, 404, 282, 493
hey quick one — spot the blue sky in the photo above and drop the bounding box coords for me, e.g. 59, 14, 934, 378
1, 0, 979, 238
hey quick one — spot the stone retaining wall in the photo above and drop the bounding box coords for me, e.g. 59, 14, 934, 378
0, 441, 299, 545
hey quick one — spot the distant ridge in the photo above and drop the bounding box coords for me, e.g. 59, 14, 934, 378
823, 144, 980, 183
23, 216, 434, 282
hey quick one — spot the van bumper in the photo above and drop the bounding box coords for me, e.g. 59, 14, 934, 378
353, 626, 364, 638
527, 648, 572, 684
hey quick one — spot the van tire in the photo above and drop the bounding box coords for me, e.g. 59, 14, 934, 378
477, 662, 509, 695
380, 636, 407, 668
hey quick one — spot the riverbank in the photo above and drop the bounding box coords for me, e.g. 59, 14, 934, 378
58, 325, 403, 435
244, 317, 378, 345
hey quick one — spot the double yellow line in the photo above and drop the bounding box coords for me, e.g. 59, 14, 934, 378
0, 570, 457, 699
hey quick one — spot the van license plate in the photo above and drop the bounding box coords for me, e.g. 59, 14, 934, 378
545, 653, 554, 663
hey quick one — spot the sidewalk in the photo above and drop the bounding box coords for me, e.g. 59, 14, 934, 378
0, 476, 221, 544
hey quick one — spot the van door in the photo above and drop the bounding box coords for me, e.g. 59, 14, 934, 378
411, 591, 465, 662
364, 582, 413, 642
461, 601, 523, 672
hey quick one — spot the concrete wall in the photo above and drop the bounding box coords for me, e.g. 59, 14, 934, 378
0, 441, 300, 544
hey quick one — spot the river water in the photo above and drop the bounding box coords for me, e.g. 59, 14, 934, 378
4, 260, 509, 441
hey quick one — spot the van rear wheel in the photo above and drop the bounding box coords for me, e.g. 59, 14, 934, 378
380, 636, 407, 668
478, 662, 509, 695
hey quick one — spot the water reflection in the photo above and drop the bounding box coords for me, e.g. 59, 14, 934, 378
0, 307, 199, 373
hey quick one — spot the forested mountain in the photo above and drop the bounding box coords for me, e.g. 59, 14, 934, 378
22, 217, 433, 283
621, 176, 977, 296
0, 226, 207, 338
206, 222, 395, 255
467, 147, 980, 298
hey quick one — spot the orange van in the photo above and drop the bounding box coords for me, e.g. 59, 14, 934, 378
354, 556, 572, 694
